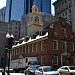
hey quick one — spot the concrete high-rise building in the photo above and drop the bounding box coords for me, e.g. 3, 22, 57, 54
0, 20, 20, 67
53, 0, 75, 32
8, 20, 21, 39
0, 7, 6, 21
5, 0, 51, 22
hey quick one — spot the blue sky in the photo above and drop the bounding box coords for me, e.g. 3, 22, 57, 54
0, 0, 56, 15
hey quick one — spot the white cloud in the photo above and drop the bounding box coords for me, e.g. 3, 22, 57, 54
0, 0, 6, 9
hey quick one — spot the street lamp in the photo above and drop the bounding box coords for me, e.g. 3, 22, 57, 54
2, 48, 8, 75
6, 33, 14, 75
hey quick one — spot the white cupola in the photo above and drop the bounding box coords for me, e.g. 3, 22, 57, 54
27, 3, 43, 37
32, 4, 38, 13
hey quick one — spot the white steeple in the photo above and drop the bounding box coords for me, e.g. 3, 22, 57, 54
32, 4, 38, 13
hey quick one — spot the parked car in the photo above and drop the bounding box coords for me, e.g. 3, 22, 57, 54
35, 66, 60, 75
24, 65, 40, 75
57, 66, 75, 75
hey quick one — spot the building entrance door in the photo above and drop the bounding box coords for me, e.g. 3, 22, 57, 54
62, 56, 69, 66
61, 52, 71, 66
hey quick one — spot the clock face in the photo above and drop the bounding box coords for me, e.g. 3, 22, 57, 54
61, 21, 66, 27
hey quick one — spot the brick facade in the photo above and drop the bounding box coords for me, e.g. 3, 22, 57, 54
11, 18, 75, 69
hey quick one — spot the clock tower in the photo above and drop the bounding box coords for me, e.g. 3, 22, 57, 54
27, 4, 43, 37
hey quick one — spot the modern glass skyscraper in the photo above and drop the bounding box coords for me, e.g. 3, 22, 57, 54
35, 0, 51, 13
5, 0, 25, 22
5, 0, 51, 22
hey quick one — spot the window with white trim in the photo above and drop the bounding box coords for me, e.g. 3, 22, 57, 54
32, 43, 36, 52
28, 45, 30, 53
41, 56, 44, 65
25, 46, 26, 54
62, 41, 67, 51
18, 48, 20, 55
53, 56, 58, 65
62, 28, 66, 37
32, 44, 33, 52
36, 43, 38, 52
15, 48, 17, 56
70, 42, 74, 51
23, 46, 25, 54
41, 41, 45, 51
35, 16, 39, 23
53, 40, 58, 50
26, 45, 28, 53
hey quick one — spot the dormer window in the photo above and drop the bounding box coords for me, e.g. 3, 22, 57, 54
30, 17, 33, 21
61, 21, 66, 27
62, 28, 67, 38
62, 28, 66, 34
35, 8, 37, 12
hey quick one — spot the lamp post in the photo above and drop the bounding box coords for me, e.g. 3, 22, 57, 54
2, 48, 8, 75
6, 33, 14, 75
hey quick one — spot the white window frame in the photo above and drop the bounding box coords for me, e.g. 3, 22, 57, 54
53, 56, 58, 65
70, 42, 74, 51
53, 40, 58, 50
28, 45, 30, 53
25, 46, 26, 54
32, 44, 35, 52
32, 44, 34, 52
62, 41, 67, 51
41, 56, 44, 65
36, 42, 38, 52
41, 41, 44, 51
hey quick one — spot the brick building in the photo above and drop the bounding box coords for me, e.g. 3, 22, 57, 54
11, 17, 75, 69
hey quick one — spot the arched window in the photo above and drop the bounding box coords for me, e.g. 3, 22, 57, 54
30, 17, 33, 21
35, 8, 37, 12
35, 16, 39, 23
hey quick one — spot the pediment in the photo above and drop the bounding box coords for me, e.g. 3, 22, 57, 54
60, 52, 71, 56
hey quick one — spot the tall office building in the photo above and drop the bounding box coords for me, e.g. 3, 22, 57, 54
53, 0, 75, 32
0, 7, 6, 21
5, 0, 51, 22
5, 0, 25, 22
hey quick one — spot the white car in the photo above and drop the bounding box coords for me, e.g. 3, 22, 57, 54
57, 66, 75, 75
35, 66, 60, 75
